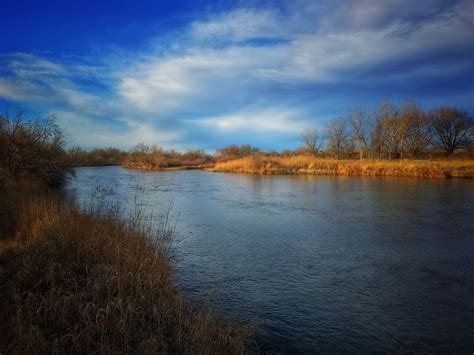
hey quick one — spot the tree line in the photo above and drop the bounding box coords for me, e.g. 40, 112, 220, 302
301, 101, 473, 159
1, 102, 472, 182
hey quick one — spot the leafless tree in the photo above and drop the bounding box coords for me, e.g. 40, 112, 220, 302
371, 100, 397, 159
348, 105, 373, 160
300, 127, 322, 155
379, 116, 402, 160
428, 107, 473, 155
374, 100, 416, 160
401, 101, 432, 158
326, 117, 353, 159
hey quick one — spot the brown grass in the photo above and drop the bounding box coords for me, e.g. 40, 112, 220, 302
210, 155, 474, 178
0, 189, 247, 353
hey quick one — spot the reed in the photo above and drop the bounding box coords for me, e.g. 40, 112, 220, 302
210, 155, 474, 178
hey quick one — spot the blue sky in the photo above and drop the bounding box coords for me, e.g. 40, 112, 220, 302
1, 0, 473, 151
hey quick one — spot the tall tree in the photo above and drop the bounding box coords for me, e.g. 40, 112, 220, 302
400, 101, 432, 158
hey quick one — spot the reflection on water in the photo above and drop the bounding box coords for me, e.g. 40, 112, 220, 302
65, 166, 474, 353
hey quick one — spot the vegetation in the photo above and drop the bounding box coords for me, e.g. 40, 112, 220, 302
0, 189, 246, 353
326, 117, 354, 159
0, 110, 69, 185
0, 109, 246, 353
208, 101, 473, 178
210, 155, 474, 178
216, 144, 261, 162
123, 143, 214, 170
67, 147, 127, 167
318, 100, 473, 160
429, 107, 473, 154
300, 128, 322, 155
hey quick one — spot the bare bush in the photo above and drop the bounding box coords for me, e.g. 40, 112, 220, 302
0, 110, 68, 185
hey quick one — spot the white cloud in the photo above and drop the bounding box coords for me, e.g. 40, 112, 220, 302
195, 108, 310, 134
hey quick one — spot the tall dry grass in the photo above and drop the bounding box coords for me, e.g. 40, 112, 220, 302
210, 155, 474, 178
0, 189, 247, 353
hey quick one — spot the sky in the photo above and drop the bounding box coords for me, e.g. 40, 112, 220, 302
1, 0, 473, 151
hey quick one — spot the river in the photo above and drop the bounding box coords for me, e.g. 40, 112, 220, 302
65, 166, 474, 353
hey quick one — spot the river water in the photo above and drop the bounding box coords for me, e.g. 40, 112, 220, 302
65, 166, 474, 353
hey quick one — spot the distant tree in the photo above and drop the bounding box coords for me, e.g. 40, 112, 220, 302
217, 144, 260, 161
348, 105, 373, 160
300, 127, 322, 155
374, 100, 416, 160
428, 107, 473, 155
379, 116, 405, 160
326, 117, 353, 159
67, 147, 127, 166
400, 101, 432, 158
371, 100, 397, 159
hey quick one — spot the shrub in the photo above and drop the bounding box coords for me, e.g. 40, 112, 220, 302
0, 110, 69, 185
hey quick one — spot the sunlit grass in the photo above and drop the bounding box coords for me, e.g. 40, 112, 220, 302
210, 155, 474, 178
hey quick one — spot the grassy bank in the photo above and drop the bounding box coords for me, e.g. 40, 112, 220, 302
209, 155, 474, 178
0, 189, 246, 353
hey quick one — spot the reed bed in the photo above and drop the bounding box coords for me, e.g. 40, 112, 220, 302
0, 189, 246, 353
210, 155, 474, 178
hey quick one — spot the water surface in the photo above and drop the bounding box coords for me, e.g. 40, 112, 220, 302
65, 166, 474, 353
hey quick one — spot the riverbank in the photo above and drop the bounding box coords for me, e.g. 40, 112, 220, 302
123, 161, 214, 171
0, 188, 246, 353
208, 156, 474, 178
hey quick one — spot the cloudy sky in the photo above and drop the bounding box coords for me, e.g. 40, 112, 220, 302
1, 0, 473, 151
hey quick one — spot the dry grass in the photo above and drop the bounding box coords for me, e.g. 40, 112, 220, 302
210, 155, 474, 178
0, 189, 247, 354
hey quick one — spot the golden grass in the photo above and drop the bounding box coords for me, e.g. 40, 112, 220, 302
0, 189, 247, 353
210, 155, 474, 179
